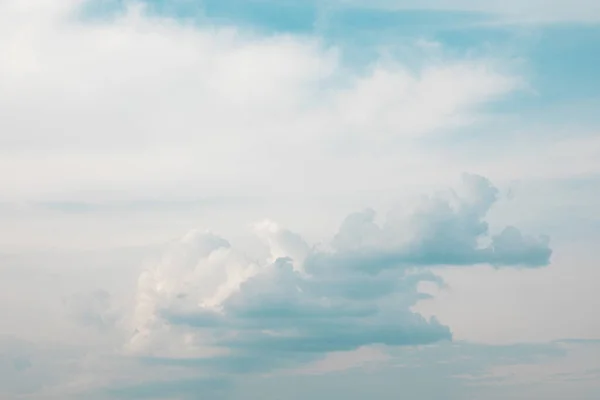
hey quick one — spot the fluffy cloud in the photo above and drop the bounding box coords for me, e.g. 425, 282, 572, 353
129, 174, 551, 373
0, 0, 518, 202
306, 174, 550, 274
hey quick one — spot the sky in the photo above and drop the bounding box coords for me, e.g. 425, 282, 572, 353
1, 0, 600, 399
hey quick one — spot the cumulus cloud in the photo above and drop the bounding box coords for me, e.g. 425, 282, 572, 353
307, 174, 551, 273
128, 174, 551, 373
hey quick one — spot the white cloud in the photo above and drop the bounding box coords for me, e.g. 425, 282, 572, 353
0, 0, 519, 202
128, 175, 550, 365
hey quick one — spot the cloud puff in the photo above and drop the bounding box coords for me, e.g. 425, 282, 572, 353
307, 174, 551, 273
129, 174, 551, 373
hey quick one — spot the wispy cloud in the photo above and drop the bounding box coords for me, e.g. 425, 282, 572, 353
0, 0, 519, 202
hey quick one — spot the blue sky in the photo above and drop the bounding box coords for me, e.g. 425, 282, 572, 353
0, 0, 599, 399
